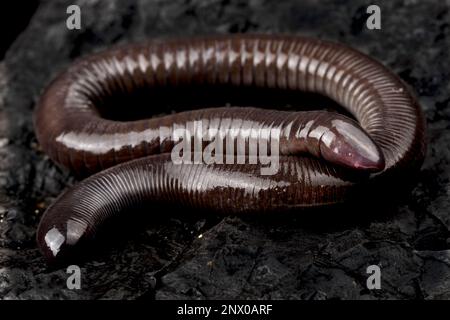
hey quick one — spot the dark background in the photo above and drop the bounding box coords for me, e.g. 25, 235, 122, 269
0, 0, 449, 299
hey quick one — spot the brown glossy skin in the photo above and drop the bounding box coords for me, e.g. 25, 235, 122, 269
34, 35, 426, 264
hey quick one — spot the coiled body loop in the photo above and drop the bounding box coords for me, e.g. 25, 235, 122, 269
34, 35, 426, 263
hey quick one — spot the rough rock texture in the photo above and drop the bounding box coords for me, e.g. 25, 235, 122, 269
0, 0, 449, 300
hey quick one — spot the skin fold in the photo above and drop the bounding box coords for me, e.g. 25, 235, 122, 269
33, 34, 426, 264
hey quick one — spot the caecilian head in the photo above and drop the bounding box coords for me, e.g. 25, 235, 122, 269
319, 118, 385, 172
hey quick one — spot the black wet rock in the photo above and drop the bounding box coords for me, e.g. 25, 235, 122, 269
0, 0, 449, 299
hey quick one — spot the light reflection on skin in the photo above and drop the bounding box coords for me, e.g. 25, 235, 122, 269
44, 219, 88, 258
56, 119, 283, 175
56, 128, 161, 154
164, 161, 291, 197
66, 219, 88, 246
44, 227, 65, 257
332, 119, 380, 163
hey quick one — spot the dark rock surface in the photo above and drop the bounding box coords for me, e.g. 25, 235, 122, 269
0, 0, 449, 299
